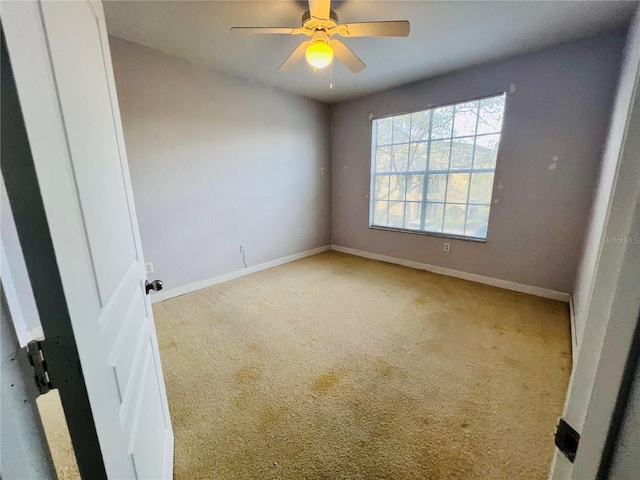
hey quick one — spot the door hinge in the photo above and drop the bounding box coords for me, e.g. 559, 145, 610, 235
555, 417, 580, 463
27, 340, 53, 395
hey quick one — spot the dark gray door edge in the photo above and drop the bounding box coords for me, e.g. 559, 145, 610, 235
597, 311, 640, 479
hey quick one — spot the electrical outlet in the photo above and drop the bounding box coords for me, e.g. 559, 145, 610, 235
444, 243, 451, 252
240, 245, 245, 253
297, 228, 303, 238
145, 262, 154, 274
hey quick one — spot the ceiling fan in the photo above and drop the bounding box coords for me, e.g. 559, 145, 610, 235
231, 0, 410, 73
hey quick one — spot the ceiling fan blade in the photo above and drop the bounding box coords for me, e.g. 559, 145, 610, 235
330, 39, 366, 73
308, 0, 330, 20
278, 41, 311, 72
337, 20, 410, 37
231, 27, 305, 35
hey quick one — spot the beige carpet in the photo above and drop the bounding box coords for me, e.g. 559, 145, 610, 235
151, 251, 571, 479
38, 251, 570, 479
37, 390, 81, 479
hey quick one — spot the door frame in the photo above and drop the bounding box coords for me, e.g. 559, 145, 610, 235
550, 11, 640, 478
574, 74, 640, 478
1, 11, 107, 480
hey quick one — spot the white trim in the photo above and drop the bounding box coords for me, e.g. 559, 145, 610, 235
150, 245, 331, 303
27, 326, 45, 342
331, 245, 571, 302
1, 243, 28, 347
569, 296, 577, 359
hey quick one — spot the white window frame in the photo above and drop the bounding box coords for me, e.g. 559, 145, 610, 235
369, 93, 507, 242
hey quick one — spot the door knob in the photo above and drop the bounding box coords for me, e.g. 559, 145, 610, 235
145, 279, 163, 294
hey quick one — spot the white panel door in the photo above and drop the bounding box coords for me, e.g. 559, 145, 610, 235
2, 1, 173, 478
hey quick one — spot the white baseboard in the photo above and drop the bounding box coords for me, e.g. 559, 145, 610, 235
331, 244, 571, 303
569, 296, 577, 360
151, 245, 331, 303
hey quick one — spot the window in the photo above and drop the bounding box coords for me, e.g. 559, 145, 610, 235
370, 94, 506, 240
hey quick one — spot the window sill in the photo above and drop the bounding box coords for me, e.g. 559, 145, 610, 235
369, 225, 487, 243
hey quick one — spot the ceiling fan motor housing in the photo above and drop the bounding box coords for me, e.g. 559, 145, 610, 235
231, 2, 409, 74
302, 9, 339, 30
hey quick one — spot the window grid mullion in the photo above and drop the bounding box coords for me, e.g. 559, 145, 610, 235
462, 101, 482, 235
440, 107, 456, 232
419, 110, 434, 231
402, 114, 413, 227
374, 168, 494, 176
370, 122, 377, 226
388, 116, 395, 229
377, 132, 499, 149
384, 200, 389, 226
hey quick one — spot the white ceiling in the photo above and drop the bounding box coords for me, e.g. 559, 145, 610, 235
104, 0, 637, 103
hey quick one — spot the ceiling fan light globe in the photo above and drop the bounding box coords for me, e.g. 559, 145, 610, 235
305, 42, 333, 69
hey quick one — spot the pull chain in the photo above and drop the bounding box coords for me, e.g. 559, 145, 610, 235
329, 61, 334, 90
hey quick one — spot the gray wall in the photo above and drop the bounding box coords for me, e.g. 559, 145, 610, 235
330, 31, 626, 294
109, 38, 331, 291
573, 12, 640, 347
